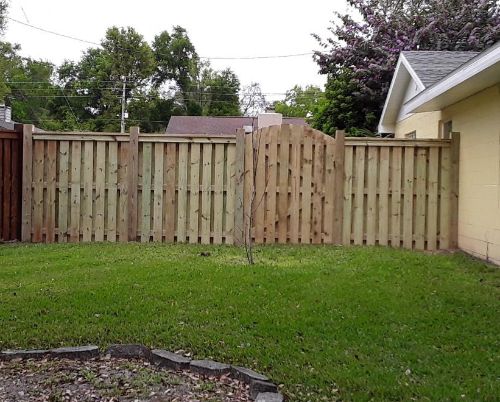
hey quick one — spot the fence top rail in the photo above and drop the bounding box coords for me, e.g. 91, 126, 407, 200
31, 132, 237, 144
345, 137, 451, 147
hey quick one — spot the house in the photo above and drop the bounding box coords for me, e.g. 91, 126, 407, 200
379, 41, 500, 264
166, 113, 307, 135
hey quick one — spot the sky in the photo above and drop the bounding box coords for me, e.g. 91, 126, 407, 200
4, 0, 350, 102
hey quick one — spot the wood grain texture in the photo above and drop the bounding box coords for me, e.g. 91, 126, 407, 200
277, 125, 290, 243
233, 129, 245, 245
127, 127, 139, 241
188, 143, 200, 244
332, 131, 345, 244
153, 143, 164, 242
265, 126, 278, 243
45, 141, 57, 243
94, 142, 106, 242
21, 125, 33, 241
201, 143, 213, 244
70, 141, 81, 243
213, 143, 225, 244
141, 142, 153, 243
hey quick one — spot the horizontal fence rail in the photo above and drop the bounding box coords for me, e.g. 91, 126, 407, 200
16, 124, 458, 251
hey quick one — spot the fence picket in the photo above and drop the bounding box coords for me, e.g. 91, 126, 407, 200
278, 125, 290, 243
141, 143, 152, 242
353, 146, 366, 245
95, 142, 106, 242
177, 143, 188, 242
188, 143, 200, 244
45, 141, 57, 243
70, 141, 81, 243
366, 146, 378, 245
164, 143, 177, 243
107, 142, 118, 242
301, 131, 313, 244
378, 147, 390, 246
342, 146, 353, 245
403, 147, 415, 249
390, 147, 402, 247
201, 143, 212, 244
213, 144, 225, 244
153, 143, 164, 242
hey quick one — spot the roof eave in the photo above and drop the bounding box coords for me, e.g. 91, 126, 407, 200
378, 54, 425, 133
407, 42, 500, 113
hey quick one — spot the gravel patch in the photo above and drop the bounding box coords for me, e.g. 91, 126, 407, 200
0, 357, 251, 401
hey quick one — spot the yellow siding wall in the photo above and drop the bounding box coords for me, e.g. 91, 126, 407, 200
394, 111, 442, 138
442, 85, 500, 265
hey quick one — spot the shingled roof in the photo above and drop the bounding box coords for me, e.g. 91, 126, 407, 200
402, 51, 479, 88
166, 116, 307, 135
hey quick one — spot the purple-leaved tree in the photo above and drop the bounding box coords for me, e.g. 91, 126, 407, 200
313, 0, 500, 134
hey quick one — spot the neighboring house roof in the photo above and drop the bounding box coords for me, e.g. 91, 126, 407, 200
378, 49, 481, 133
166, 116, 307, 135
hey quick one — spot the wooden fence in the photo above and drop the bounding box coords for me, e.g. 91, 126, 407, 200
0, 128, 22, 241
17, 124, 458, 250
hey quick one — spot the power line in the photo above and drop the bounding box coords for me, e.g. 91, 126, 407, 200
6, 16, 314, 61
6, 16, 100, 46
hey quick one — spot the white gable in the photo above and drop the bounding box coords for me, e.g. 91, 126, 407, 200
378, 55, 425, 133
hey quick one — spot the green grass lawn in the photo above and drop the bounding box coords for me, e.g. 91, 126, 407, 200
0, 244, 499, 401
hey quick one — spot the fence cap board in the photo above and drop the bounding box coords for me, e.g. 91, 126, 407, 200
345, 138, 451, 147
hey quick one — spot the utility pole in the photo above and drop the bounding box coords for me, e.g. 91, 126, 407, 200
120, 77, 127, 133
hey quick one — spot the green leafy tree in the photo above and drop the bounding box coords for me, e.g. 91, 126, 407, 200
274, 85, 325, 121
313, 72, 378, 136
153, 26, 199, 95
58, 26, 155, 131
200, 68, 240, 116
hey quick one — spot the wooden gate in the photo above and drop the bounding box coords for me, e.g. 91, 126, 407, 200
241, 125, 345, 244
0, 128, 22, 241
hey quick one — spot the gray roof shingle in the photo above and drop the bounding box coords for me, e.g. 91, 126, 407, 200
166, 116, 307, 135
402, 51, 479, 87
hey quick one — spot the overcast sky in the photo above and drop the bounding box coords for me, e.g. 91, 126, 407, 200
4, 0, 349, 101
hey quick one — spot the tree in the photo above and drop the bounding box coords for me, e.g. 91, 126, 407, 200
200, 67, 240, 116
0, 0, 7, 35
240, 82, 268, 116
274, 85, 325, 120
153, 26, 199, 96
313, 72, 378, 136
58, 26, 155, 131
314, 0, 500, 133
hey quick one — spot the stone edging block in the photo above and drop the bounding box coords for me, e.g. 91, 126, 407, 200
0, 344, 281, 401
1, 346, 98, 361
256, 392, 284, 402
190, 359, 231, 376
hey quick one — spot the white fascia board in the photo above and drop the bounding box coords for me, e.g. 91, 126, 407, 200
378, 54, 425, 133
407, 42, 500, 113
400, 54, 426, 91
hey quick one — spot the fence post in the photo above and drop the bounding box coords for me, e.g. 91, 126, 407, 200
128, 126, 139, 241
450, 132, 460, 249
332, 130, 345, 244
21, 124, 33, 242
233, 128, 245, 245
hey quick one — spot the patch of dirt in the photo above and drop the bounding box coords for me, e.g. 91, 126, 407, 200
0, 357, 251, 401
